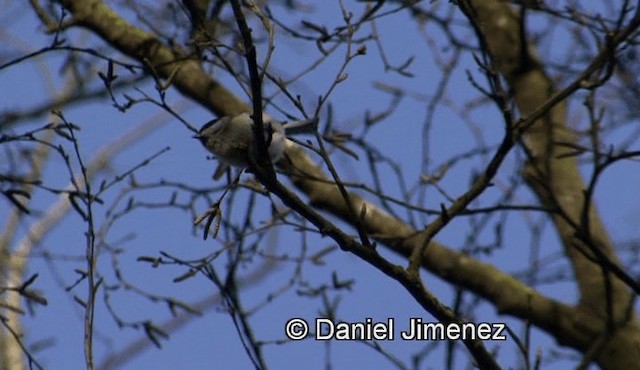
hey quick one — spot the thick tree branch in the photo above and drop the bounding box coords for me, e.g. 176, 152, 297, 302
456, 0, 640, 368
58, 0, 246, 117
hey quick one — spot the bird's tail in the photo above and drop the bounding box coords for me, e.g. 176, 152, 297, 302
283, 117, 319, 135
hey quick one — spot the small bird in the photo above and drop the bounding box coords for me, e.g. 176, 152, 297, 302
195, 112, 318, 168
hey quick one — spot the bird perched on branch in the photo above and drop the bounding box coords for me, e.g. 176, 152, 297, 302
195, 112, 318, 169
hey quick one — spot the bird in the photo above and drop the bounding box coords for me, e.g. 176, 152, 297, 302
194, 112, 318, 168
